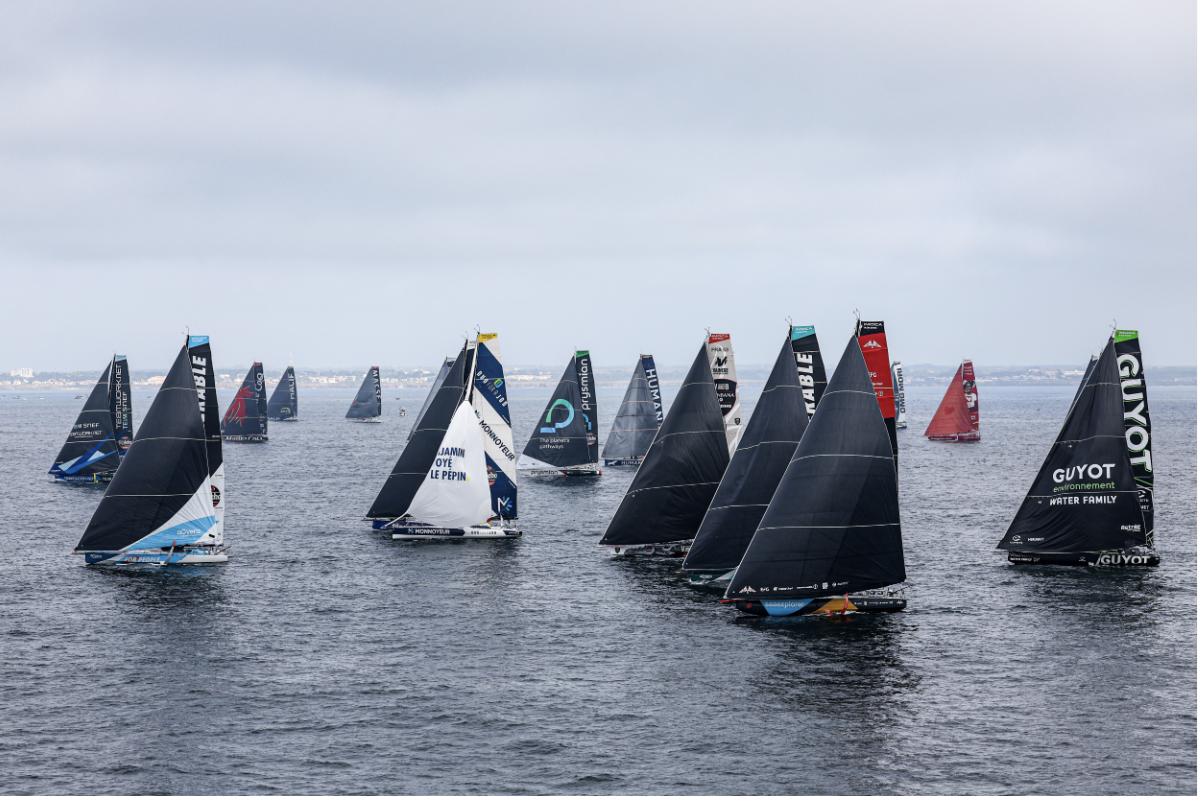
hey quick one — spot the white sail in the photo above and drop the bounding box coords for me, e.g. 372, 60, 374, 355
198, 463, 225, 545
891, 361, 908, 428
126, 478, 218, 550
707, 333, 743, 454
405, 401, 493, 527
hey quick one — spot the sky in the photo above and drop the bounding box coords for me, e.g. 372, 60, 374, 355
0, 1, 1193, 371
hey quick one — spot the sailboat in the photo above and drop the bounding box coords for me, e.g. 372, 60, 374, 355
856, 320, 899, 469
707, 333, 743, 454
74, 335, 227, 565
996, 334, 1157, 566
892, 361, 908, 429
410, 358, 454, 441
346, 366, 382, 422
1114, 330, 1154, 541
267, 365, 299, 421
683, 329, 810, 583
723, 335, 907, 616
473, 334, 519, 521
599, 339, 731, 556
602, 355, 663, 466
49, 355, 132, 482
790, 326, 828, 417
518, 351, 600, 476
365, 338, 519, 539
222, 363, 268, 441
924, 360, 980, 441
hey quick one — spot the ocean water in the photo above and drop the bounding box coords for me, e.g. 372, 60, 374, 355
1, 382, 1194, 796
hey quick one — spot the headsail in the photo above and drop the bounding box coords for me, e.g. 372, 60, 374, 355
1114, 330, 1154, 540
725, 336, 905, 601
924, 360, 980, 441
600, 342, 730, 547
575, 350, 599, 465
188, 336, 225, 545
410, 358, 454, 441
707, 334, 743, 453
891, 362, 907, 428
473, 334, 518, 519
790, 326, 828, 417
76, 341, 215, 553
110, 355, 133, 456
368, 349, 469, 521
222, 363, 268, 441
267, 366, 299, 420
996, 338, 1147, 555
519, 355, 591, 472
252, 363, 269, 433
602, 355, 663, 464
50, 361, 120, 481
855, 320, 898, 468
684, 331, 809, 573
346, 366, 382, 420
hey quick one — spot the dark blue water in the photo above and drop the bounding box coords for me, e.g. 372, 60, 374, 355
2, 383, 1194, 795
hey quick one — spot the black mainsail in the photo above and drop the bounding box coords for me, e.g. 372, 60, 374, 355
1114, 330, 1154, 540
996, 336, 1154, 566
684, 332, 810, 575
409, 357, 454, 441
222, 363, 268, 441
602, 355, 663, 465
346, 366, 382, 421
75, 339, 222, 564
267, 365, 299, 421
50, 360, 121, 482
724, 336, 906, 615
599, 342, 730, 549
519, 354, 593, 474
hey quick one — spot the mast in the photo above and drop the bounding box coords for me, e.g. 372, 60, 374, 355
518, 354, 591, 472
472, 334, 519, 519
1114, 330, 1154, 541
725, 335, 905, 601
790, 326, 828, 417
707, 333, 743, 453
50, 361, 120, 480
76, 342, 215, 553
599, 341, 731, 547
855, 320, 898, 468
996, 337, 1147, 556
684, 331, 809, 573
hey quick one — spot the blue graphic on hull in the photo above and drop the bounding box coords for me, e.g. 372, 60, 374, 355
761, 599, 814, 616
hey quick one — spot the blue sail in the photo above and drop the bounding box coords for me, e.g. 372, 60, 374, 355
473, 335, 518, 518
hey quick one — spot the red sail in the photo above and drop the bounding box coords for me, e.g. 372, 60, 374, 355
925, 361, 980, 441
855, 320, 898, 464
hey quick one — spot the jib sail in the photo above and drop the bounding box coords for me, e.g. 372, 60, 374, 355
924, 360, 980, 441
707, 334, 743, 454
684, 331, 809, 573
76, 340, 216, 552
189, 336, 225, 545
855, 320, 898, 468
892, 362, 907, 428
222, 363, 268, 440
346, 366, 382, 420
50, 360, 120, 480
1114, 330, 1154, 539
996, 337, 1147, 555
267, 366, 298, 420
473, 334, 518, 519
519, 354, 591, 471
576, 350, 599, 465
725, 335, 905, 601
600, 341, 731, 547
790, 326, 828, 417
602, 355, 663, 463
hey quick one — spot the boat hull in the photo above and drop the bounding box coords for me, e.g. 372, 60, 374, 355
608, 541, 691, 557
82, 547, 228, 566
602, 457, 643, 467
221, 435, 268, 442
521, 465, 602, 478
1007, 548, 1160, 567
726, 593, 907, 617
378, 519, 521, 540
926, 433, 980, 442
52, 473, 114, 483
348, 417, 381, 423
686, 569, 735, 585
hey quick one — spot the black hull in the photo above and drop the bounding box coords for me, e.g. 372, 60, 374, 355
1007, 549, 1160, 567
726, 595, 907, 617
221, 435, 268, 443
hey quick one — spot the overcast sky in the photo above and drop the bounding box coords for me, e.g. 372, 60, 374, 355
1, 1, 1193, 371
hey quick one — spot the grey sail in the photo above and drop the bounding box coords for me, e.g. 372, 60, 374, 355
409, 357, 454, 441
602, 356, 662, 463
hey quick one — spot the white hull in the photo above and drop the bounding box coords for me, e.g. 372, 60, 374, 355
81, 546, 228, 565
349, 417, 382, 423
391, 523, 521, 540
